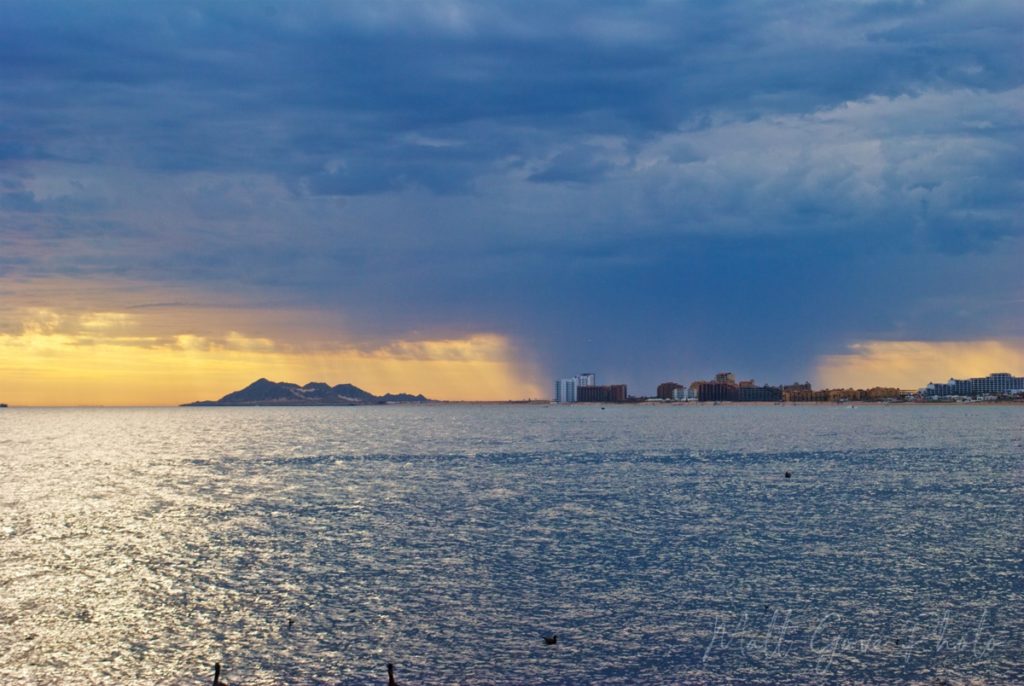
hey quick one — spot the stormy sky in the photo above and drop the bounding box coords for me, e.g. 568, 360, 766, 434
1, 0, 1022, 400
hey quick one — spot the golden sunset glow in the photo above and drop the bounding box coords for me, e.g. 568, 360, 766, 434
817, 340, 1024, 390
0, 307, 545, 405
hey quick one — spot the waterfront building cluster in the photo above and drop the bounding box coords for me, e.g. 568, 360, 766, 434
553, 369, 1024, 403
687, 375, 785, 402
780, 385, 903, 402
921, 372, 1024, 398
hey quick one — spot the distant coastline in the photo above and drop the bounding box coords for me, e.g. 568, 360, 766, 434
1, 400, 1021, 409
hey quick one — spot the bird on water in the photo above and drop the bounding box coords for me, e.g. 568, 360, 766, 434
544, 634, 558, 645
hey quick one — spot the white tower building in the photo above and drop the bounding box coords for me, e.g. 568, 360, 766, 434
554, 377, 578, 403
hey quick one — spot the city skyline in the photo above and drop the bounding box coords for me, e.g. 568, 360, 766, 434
552, 369, 1024, 403
2, 1, 1022, 405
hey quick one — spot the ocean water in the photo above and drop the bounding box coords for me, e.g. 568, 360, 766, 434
0, 404, 1021, 685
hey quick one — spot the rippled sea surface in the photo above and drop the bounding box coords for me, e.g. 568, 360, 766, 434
1, 404, 1022, 684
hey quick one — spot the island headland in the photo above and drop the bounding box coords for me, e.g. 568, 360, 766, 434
183, 378, 429, 406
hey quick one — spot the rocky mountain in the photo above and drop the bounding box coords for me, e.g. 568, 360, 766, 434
184, 378, 429, 406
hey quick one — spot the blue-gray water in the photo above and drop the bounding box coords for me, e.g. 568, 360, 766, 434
1, 404, 1021, 684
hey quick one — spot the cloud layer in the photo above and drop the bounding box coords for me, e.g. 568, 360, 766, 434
1, 0, 1021, 395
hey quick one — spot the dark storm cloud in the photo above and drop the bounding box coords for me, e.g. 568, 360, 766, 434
1, 0, 1021, 389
